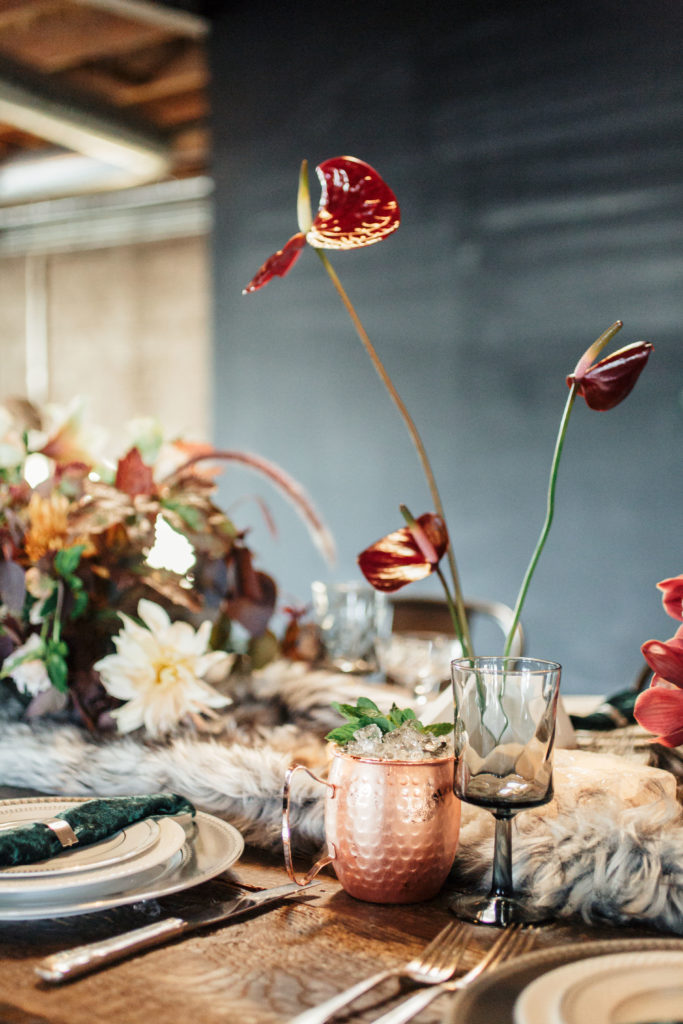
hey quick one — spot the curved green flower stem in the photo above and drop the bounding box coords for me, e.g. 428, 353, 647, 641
315, 247, 473, 657
434, 565, 468, 653
503, 383, 578, 656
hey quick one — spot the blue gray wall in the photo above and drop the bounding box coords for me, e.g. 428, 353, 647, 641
209, 0, 682, 694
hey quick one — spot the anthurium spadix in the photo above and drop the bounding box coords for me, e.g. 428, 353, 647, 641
243, 157, 400, 293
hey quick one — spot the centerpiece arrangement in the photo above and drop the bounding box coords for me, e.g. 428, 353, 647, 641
244, 155, 654, 659
0, 397, 333, 735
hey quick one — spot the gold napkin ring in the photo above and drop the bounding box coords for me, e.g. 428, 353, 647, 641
45, 818, 78, 848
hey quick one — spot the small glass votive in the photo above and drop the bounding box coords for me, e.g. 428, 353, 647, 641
375, 631, 462, 703
310, 581, 392, 673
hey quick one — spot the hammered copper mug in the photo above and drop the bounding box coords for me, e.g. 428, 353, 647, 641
282, 751, 461, 903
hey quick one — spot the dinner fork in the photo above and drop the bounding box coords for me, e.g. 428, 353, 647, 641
288, 920, 469, 1024
368, 924, 536, 1024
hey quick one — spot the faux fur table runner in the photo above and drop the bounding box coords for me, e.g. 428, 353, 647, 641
1, 661, 682, 934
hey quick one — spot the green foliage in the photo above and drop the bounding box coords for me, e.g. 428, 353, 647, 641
325, 697, 453, 745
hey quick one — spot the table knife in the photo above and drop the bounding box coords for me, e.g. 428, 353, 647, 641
35, 880, 319, 983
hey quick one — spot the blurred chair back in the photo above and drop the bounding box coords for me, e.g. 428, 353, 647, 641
390, 596, 524, 658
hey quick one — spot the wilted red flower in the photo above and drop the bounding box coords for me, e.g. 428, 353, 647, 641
635, 620, 683, 747
243, 156, 400, 294
357, 513, 449, 592
657, 574, 683, 622
566, 328, 653, 411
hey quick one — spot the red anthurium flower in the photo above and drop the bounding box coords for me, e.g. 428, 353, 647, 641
634, 686, 683, 748
657, 574, 683, 622
567, 336, 653, 411
357, 513, 449, 592
243, 156, 400, 294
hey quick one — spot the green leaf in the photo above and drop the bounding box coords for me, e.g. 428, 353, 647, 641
70, 590, 89, 620
160, 503, 202, 532
356, 697, 381, 712
54, 544, 85, 578
46, 652, 68, 693
331, 702, 365, 722
422, 722, 454, 736
325, 723, 360, 744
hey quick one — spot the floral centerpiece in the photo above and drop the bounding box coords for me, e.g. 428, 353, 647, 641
0, 398, 333, 736
244, 155, 653, 656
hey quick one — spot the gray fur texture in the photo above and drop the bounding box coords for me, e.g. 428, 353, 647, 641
0, 662, 682, 934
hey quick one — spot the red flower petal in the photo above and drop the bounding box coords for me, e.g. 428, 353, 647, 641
357, 513, 448, 592
306, 157, 400, 250
566, 341, 653, 411
243, 233, 306, 294
641, 627, 683, 688
657, 574, 683, 622
634, 686, 683, 747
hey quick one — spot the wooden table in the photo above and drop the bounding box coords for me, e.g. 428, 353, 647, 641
0, 839, 668, 1024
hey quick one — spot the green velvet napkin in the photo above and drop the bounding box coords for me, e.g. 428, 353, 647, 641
569, 689, 638, 731
0, 793, 195, 869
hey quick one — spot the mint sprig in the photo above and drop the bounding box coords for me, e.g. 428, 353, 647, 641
325, 696, 453, 745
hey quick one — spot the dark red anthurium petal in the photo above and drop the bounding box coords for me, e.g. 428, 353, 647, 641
641, 625, 683, 688
634, 685, 683, 747
657, 574, 683, 622
357, 513, 449, 593
306, 157, 400, 250
566, 341, 653, 411
243, 233, 306, 294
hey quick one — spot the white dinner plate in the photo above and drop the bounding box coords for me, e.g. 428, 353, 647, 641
0, 810, 244, 919
0, 816, 187, 900
444, 938, 683, 1024
515, 950, 683, 1024
0, 799, 161, 879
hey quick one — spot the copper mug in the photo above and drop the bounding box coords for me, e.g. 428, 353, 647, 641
283, 751, 461, 903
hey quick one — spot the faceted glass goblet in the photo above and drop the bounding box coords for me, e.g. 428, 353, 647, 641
450, 656, 561, 926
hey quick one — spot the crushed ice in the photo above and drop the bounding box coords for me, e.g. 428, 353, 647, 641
343, 720, 452, 761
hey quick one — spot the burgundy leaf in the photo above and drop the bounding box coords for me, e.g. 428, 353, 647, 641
115, 448, 155, 498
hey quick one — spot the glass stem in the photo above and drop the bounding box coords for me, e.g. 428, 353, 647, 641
503, 384, 578, 656
490, 811, 514, 899
315, 247, 473, 657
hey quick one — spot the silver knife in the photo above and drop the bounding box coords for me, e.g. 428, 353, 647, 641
35, 880, 319, 983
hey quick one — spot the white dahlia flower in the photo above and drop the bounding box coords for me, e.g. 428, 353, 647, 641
95, 599, 233, 737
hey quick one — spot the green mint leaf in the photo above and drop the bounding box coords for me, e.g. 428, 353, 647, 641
331, 702, 365, 722
54, 544, 85, 578
422, 722, 454, 736
355, 697, 381, 712
325, 723, 360, 744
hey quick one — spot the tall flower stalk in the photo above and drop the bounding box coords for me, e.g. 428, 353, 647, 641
245, 155, 653, 657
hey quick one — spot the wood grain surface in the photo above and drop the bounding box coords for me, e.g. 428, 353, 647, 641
0, 844, 668, 1024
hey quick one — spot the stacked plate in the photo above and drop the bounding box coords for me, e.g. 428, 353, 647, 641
0, 797, 244, 920
447, 938, 683, 1024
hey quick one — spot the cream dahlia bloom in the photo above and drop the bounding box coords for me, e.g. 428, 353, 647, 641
95, 599, 234, 737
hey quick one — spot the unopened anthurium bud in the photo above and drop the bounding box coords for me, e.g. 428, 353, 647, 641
567, 341, 653, 411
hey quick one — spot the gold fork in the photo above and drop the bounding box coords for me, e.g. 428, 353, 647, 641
368, 925, 536, 1024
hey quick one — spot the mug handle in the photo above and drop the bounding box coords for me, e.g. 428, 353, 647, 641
282, 763, 337, 886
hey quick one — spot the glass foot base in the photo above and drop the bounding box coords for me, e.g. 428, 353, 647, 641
450, 891, 551, 927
